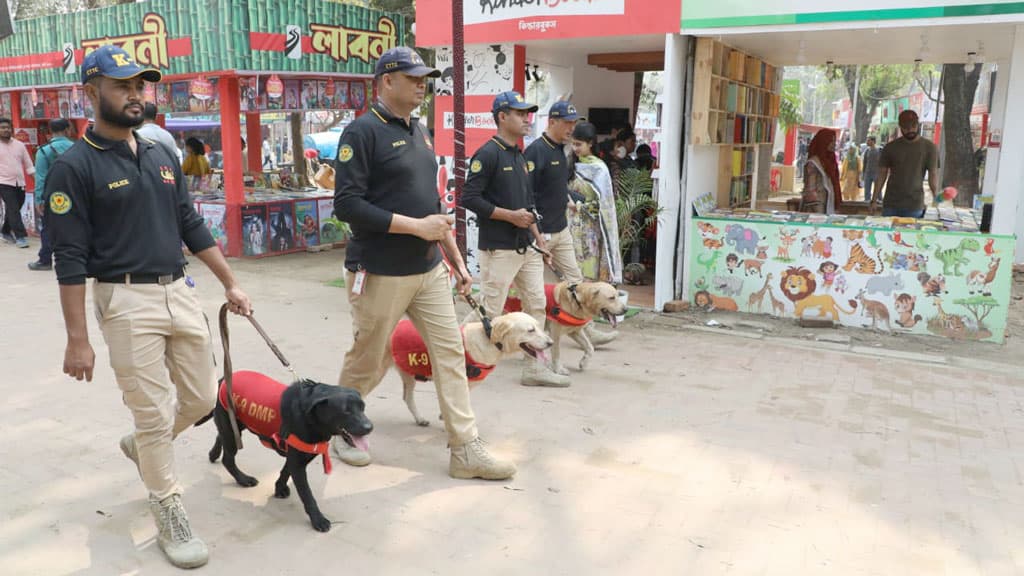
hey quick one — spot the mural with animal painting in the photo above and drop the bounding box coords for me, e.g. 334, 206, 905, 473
689, 217, 1015, 342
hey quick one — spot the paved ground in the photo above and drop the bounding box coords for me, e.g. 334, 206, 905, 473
2, 240, 1023, 576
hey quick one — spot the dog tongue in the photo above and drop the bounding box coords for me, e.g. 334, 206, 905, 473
351, 434, 370, 453
535, 348, 549, 365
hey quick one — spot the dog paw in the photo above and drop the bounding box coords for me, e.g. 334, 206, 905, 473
310, 514, 332, 533
237, 475, 259, 488
415, 418, 430, 427
554, 364, 570, 376
274, 484, 290, 499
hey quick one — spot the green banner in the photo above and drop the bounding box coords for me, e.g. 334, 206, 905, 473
0, 0, 403, 88
682, 1, 1024, 28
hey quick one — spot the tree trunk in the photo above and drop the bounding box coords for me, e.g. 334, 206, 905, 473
941, 63, 982, 207
840, 65, 871, 143
290, 112, 308, 187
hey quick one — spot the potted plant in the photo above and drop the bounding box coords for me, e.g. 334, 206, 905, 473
614, 167, 660, 286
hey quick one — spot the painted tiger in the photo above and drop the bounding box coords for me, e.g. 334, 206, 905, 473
842, 243, 884, 274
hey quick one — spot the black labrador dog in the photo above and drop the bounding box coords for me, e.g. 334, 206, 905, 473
197, 372, 372, 532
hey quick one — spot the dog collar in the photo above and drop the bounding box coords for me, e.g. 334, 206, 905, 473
276, 433, 333, 475
545, 284, 590, 327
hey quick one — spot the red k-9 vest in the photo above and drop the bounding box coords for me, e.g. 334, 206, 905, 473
390, 319, 495, 382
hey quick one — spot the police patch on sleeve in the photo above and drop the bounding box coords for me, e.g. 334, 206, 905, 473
527, 161, 535, 172
49, 192, 72, 215
338, 144, 354, 163
470, 159, 483, 173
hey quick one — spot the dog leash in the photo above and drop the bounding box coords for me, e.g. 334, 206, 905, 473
219, 303, 299, 450
437, 242, 494, 339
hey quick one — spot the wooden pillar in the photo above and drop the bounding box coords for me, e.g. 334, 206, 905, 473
245, 112, 262, 173
219, 75, 244, 257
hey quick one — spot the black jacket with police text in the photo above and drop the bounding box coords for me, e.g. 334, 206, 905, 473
460, 136, 533, 251
46, 128, 215, 286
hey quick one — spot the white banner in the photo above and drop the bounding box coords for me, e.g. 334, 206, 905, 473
465, 0, 625, 26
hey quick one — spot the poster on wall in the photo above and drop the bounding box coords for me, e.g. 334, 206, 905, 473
434, 45, 514, 96
317, 80, 330, 108
334, 80, 350, 109
170, 82, 190, 112
688, 218, 1016, 343
240, 77, 258, 111
301, 81, 319, 109
318, 198, 344, 244
0, 93, 11, 118
283, 80, 300, 111
294, 200, 319, 247
242, 204, 268, 256
267, 202, 296, 252
200, 203, 227, 254
349, 81, 366, 110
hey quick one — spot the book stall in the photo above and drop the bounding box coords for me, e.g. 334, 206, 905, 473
0, 0, 402, 257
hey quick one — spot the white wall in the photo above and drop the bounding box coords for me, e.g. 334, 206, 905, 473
989, 24, 1024, 264
524, 45, 636, 126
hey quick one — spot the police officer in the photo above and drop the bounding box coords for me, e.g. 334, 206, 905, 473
331, 46, 515, 481
524, 101, 616, 346
462, 91, 570, 387
46, 45, 252, 569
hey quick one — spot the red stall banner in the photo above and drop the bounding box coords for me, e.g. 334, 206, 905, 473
415, 0, 680, 46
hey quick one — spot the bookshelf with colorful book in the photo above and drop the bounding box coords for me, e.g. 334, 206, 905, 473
691, 37, 781, 209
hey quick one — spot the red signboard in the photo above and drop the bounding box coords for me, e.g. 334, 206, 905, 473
433, 95, 503, 158
416, 0, 680, 46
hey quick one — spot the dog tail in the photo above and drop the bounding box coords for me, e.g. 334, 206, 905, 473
193, 410, 214, 427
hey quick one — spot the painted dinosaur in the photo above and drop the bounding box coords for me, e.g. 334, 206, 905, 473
696, 250, 722, 276
933, 238, 981, 276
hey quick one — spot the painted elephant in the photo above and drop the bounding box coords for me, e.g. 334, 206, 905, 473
725, 224, 759, 255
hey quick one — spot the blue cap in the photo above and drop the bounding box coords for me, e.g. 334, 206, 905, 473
375, 47, 441, 78
492, 91, 538, 113
81, 45, 162, 85
549, 100, 579, 121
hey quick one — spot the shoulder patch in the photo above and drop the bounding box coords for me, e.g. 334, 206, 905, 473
527, 161, 535, 172
470, 159, 483, 174
338, 144, 354, 163
50, 192, 72, 215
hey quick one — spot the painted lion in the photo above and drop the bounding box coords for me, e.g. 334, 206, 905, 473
693, 290, 738, 312
780, 266, 857, 320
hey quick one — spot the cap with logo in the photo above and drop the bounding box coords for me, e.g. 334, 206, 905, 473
81, 45, 162, 85
548, 100, 579, 121
374, 46, 441, 78
492, 91, 538, 113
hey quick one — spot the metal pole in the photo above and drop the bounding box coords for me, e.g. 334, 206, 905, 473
852, 65, 861, 142
452, 0, 467, 259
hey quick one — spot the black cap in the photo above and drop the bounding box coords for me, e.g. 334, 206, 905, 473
374, 47, 441, 78
81, 45, 161, 84
492, 91, 538, 113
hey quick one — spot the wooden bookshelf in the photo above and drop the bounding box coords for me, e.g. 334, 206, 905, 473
692, 37, 781, 208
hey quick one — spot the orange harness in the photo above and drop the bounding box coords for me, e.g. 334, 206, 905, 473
545, 284, 590, 327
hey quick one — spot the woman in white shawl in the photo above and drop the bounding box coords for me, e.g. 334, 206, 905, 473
568, 122, 622, 284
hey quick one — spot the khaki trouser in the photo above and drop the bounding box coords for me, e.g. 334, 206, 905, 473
94, 277, 216, 500
478, 248, 546, 329
545, 228, 583, 284
339, 263, 477, 446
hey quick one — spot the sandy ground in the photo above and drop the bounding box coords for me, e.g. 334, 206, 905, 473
1, 241, 1023, 576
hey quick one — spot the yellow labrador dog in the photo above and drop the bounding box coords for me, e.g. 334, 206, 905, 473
545, 281, 626, 374
385, 312, 553, 426
313, 162, 335, 190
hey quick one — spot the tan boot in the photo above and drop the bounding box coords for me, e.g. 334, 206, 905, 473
149, 494, 209, 569
521, 361, 571, 387
449, 438, 516, 480
585, 322, 617, 346
330, 436, 371, 466
119, 434, 141, 478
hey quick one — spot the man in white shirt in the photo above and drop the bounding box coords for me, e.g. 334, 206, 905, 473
0, 117, 36, 248
136, 103, 182, 163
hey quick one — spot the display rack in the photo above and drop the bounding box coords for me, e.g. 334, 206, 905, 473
691, 37, 781, 209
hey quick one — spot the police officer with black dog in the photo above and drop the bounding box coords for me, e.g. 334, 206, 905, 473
462, 91, 570, 387
46, 45, 252, 569
331, 46, 515, 481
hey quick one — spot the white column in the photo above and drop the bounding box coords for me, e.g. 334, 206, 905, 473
654, 33, 686, 310
991, 24, 1024, 264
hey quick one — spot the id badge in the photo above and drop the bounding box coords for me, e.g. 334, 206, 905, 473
352, 270, 367, 295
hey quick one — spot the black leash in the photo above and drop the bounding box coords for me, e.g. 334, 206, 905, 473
218, 303, 298, 450
437, 242, 494, 339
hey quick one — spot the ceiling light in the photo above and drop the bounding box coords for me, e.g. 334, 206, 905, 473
965, 51, 977, 74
